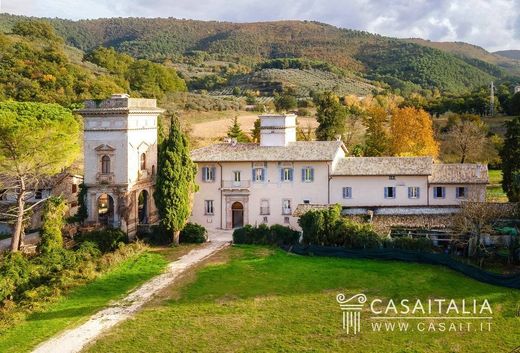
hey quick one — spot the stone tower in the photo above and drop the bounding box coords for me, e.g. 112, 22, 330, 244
77, 94, 163, 237
259, 114, 297, 147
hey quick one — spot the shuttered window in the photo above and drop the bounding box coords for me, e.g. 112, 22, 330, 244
301, 167, 314, 182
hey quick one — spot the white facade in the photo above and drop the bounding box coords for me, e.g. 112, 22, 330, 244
77, 94, 163, 237
190, 114, 488, 230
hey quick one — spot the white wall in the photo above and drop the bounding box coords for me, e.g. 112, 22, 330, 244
428, 184, 486, 205
190, 160, 331, 230
330, 175, 429, 207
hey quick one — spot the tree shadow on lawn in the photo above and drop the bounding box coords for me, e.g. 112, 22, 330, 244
27, 306, 98, 322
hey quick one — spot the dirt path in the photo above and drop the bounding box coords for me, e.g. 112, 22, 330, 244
32, 232, 232, 353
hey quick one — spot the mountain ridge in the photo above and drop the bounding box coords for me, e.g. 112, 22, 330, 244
0, 13, 519, 94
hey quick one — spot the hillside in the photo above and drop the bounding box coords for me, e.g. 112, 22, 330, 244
0, 20, 186, 106
494, 50, 520, 60
0, 14, 515, 94
407, 38, 520, 76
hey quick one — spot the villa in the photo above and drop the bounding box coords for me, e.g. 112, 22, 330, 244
72, 94, 488, 236
190, 114, 488, 230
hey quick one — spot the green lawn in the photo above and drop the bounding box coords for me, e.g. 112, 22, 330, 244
85, 246, 520, 353
0, 249, 172, 353
487, 169, 508, 202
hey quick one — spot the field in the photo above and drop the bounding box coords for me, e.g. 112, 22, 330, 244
0, 246, 196, 353
487, 169, 508, 202
212, 68, 377, 97
84, 246, 520, 353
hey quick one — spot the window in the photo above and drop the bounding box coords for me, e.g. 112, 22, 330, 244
263, 216, 268, 223
34, 189, 43, 199
303, 199, 310, 204
433, 186, 445, 199
71, 184, 78, 194
281, 168, 293, 182
456, 187, 467, 199
302, 167, 314, 182
389, 176, 396, 180
152, 165, 156, 176
234, 171, 241, 182
204, 200, 214, 215
253, 167, 265, 182
408, 187, 420, 199
284, 216, 290, 224
202, 167, 216, 182
342, 187, 352, 199
282, 199, 292, 215
140, 153, 146, 170
384, 186, 396, 199
260, 200, 270, 215
101, 155, 111, 174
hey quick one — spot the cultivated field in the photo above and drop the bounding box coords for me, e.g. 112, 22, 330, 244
83, 246, 520, 353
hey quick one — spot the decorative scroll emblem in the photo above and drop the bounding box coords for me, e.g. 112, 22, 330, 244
336, 293, 367, 334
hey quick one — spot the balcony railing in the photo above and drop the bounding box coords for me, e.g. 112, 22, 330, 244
221, 180, 251, 189
282, 208, 292, 215
96, 172, 115, 184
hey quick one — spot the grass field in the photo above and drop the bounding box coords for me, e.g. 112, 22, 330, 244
487, 169, 508, 202
0, 246, 195, 353
84, 246, 520, 353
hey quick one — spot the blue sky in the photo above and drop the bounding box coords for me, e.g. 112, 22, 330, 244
1, 0, 519, 51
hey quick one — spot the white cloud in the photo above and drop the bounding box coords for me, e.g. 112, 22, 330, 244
1, 0, 519, 51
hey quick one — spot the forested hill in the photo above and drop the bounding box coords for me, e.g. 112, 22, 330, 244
494, 50, 520, 60
0, 14, 518, 94
0, 19, 186, 106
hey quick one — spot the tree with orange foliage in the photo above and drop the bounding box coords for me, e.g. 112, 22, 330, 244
389, 107, 439, 157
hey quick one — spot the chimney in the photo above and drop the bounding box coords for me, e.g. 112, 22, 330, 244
259, 114, 297, 147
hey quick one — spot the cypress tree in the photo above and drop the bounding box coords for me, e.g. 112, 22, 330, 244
501, 117, 520, 202
38, 196, 67, 254
154, 115, 197, 245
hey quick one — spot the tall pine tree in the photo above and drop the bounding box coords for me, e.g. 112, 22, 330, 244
154, 115, 197, 244
501, 117, 520, 202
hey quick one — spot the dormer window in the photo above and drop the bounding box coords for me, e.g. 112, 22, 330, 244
101, 155, 111, 174
140, 153, 146, 170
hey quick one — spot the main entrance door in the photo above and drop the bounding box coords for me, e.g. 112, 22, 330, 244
231, 202, 244, 228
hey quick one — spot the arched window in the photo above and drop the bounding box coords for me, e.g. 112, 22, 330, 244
140, 153, 146, 170
152, 165, 156, 176
101, 155, 111, 174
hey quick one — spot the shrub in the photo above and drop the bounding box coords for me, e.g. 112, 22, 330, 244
268, 224, 301, 245
384, 237, 433, 252
75, 229, 128, 253
299, 205, 341, 245
232, 224, 299, 245
0, 252, 31, 302
299, 205, 382, 248
180, 223, 208, 243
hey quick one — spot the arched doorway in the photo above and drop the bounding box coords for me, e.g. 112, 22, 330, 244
98, 194, 114, 225
138, 190, 149, 224
231, 202, 244, 228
